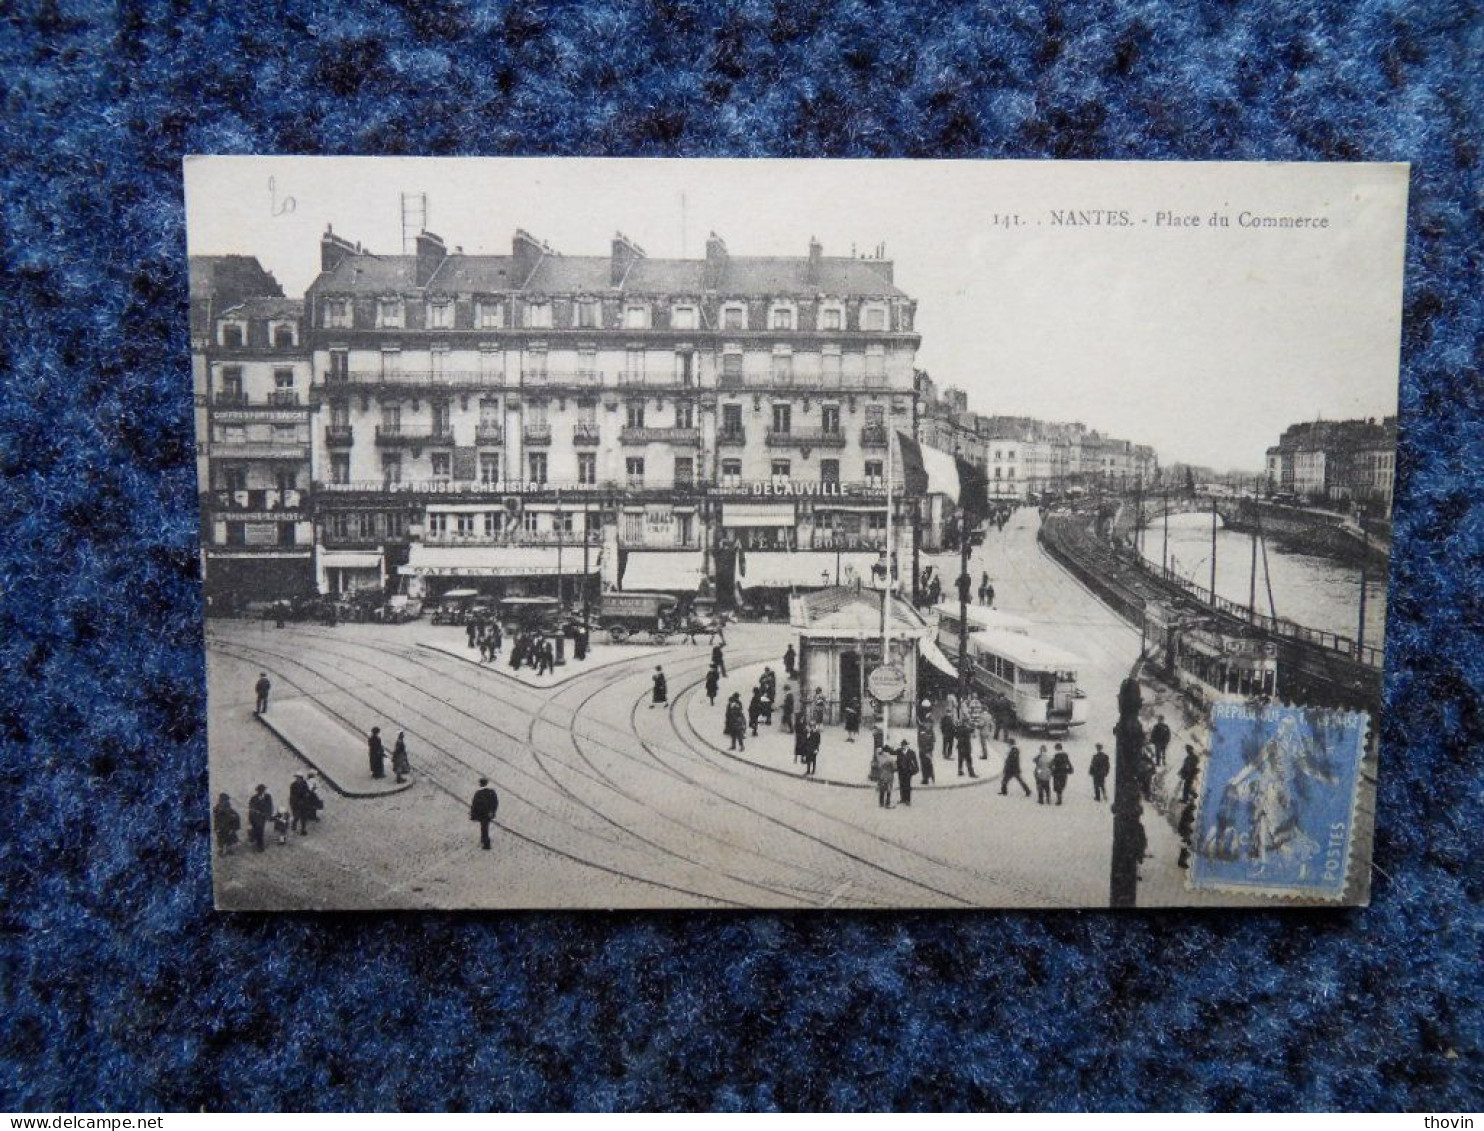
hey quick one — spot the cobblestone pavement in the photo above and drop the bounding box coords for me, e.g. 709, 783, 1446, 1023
208, 511, 1249, 909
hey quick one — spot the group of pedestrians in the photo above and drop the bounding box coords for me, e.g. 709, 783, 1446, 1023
366, 726, 413, 783
869, 733, 922, 808
466, 619, 504, 662
213, 771, 326, 856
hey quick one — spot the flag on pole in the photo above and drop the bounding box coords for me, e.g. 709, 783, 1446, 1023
896, 431, 990, 523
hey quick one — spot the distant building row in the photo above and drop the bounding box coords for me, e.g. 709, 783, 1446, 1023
917, 379, 1158, 498
1264, 417, 1397, 515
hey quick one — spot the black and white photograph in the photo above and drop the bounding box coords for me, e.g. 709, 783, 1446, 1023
187, 157, 1406, 910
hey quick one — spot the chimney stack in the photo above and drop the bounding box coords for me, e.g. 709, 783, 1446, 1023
704, 231, 728, 290
611, 231, 646, 286
414, 230, 447, 286
512, 229, 545, 286
806, 236, 823, 285
321, 225, 359, 273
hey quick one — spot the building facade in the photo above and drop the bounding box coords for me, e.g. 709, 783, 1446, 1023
1266, 417, 1396, 514
297, 226, 921, 609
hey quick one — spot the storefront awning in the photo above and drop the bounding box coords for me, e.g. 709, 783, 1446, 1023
399, 544, 600, 578
318, 550, 383, 569
739, 551, 880, 589
622, 551, 705, 592
723, 502, 796, 528
919, 638, 959, 679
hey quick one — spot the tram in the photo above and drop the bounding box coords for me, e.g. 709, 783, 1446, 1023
961, 627, 1090, 734
1145, 605, 1279, 705
933, 602, 1033, 648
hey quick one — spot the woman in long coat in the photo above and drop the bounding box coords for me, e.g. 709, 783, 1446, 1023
650, 666, 668, 709
392, 732, 412, 784
724, 694, 746, 751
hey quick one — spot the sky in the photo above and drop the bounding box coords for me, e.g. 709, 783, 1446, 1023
184, 157, 1408, 471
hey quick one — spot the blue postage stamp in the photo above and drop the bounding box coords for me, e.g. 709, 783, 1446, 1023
1189, 703, 1369, 900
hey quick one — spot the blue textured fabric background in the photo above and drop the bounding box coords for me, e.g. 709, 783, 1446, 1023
1, 0, 1481, 1112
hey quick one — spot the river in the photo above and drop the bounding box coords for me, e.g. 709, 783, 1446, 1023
1138, 512, 1387, 648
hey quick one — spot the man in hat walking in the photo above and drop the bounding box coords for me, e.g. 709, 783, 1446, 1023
1178, 744, 1202, 803
254, 672, 271, 715
288, 772, 313, 836
247, 784, 273, 852
1151, 714, 1172, 767
470, 777, 499, 851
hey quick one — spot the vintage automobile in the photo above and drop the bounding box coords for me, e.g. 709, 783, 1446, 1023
430, 589, 483, 626
594, 591, 680, 643
498, 596, 569, 636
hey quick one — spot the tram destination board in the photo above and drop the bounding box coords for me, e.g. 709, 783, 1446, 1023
187, 157, 1403, 909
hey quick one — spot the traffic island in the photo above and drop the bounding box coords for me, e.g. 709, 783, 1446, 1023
417, 628, 670, 688
255, 700, 415, 797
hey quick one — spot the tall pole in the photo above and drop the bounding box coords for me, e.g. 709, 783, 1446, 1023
958, 521, 971, 702
1110, 677, 1146, 907
881, 428, 894, 741
1356, 510, 1369, 658
556, 489, 564, 609
1162, 488, 1169, 576
582, 499, 591, 636
911, 382, 922, 607
1209, 496, 1219, 607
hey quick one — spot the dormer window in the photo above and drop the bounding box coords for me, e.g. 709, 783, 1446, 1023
671, 304, 698, 330
427, 299, 453, 329
722, 304, 747, 330
624, 303, 650, 330
525, 300, 552, 329
220, 322, 245, 348
270, 322, 296, 348
575, 298, 601, 328
820, 305, 844, 331
476, 299, 504, 329
862, 304, 887, 331
322, 299, 350, 329
770, 305, 795, 331
377, 298, 404, 329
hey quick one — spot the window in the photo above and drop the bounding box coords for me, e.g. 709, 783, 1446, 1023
677, 513, 694, 546
525, 301, 552, 329
431, 453, 451, 480
865, 344, 885, 380
626, 402, 646, 429
528, 452, 548, 484
271, 423, 298, 444
722, 305, 746, 330
432, 403, 450, 436
578, 452, 597, 485
453, 513, 474, 537
427, 513, 448, 538
721, 351, 743, 385
674, 351, 695, 386
479, 455, 501, 485
575, 299, 600, 328
625, 348, 645, 383
770, 307, 794, 331
721, 459, 742, 487
771, 459, 791, 481
377, 298, 404, 328
625, 457, 645, 488
865, 459, 884, 486
577, 400, 597, 427
577, 348, 597, 379
772, 404, 791, 433
428, 300, 453, 329
272, 323, 295, 348
330, 455, 350, 484
381, 404, 401, 431
220, 366, 243, 398
624, 304, 650, 330
476, 300, 504, 329
526, 401, 547, 428
382, 454, 402, 486
484, 511, 503, 537
675, 403, 694, 429
674, 457, 694, 488
862, 305, 887, 331
722, 403, 743, 435
524, 347, 547, 379
274, 368, 294, 391
624, 513, 644, 544
323, 299, 350, 329
328, 350, 348, 382
672, 305, 697, 330
820, 459, 840, 485
522, 510, 539, 534
821, 307, 843, 331
221, 467, 247, 493
822, 348, 842, 386
865, 405, 884, 430
220, 322, 244, 347
821, 405, 840, 434
479, 398, 501, 427
771, 348, 793, 383
380, 349, 401, 379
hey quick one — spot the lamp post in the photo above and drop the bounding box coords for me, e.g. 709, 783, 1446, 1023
1110, 677, 1146, 907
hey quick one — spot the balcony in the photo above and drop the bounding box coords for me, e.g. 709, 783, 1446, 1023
212, 390, 250, 407
209, 488, 305, 512
475, 424, 504, 444
375, 426, 454, 446
572, 424, 602, 446
765, 428, 847, 449
338, 370, 506, 390
325, 425, 353, 446
523, 424, 553, 445
620, 427, 701, 446
618, 373, 691, 389
520, 370, 603, 390
209, 440, 310, 460
860, 425, 889, 448
717, 428, 747, 446
267, 390, 301, 407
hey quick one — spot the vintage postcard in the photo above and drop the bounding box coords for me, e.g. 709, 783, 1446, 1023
185, 157, 1404, 909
